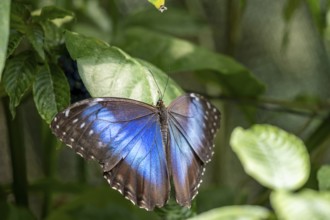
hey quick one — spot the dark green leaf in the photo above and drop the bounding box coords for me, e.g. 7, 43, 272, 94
306, 113, 330, 152
6, 30, 24, 58
40, 6, 75, 21
26, 24, 45, 60
10, 3, 30, 33
117, 28, 265, 97
33, 64, 70, 124
124, 9, 206, 37
3, 52, 37, 117
0, 0, 10, 81
317, 165, 330, 191
65, 31, 183, 105
41, 20, 65, 52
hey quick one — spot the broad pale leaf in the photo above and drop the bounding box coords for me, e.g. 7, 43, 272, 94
188, 205, 270, 220
318, 165, 330, 191
230, 124, 310, 190
3, 52, 37, 117
0, 0, 10, 81
271, 190, 330, 220
65, 31, 183, 106
33, 64, 70, 123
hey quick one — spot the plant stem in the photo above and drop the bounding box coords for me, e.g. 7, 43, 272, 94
3, 98, 29, 207
41, 121, 58, 218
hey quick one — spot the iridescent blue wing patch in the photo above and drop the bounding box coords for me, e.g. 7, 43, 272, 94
167, 93, 221, 207
51, 98, 170, 211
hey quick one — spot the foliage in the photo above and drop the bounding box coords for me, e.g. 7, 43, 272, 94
0, 0, 330, 220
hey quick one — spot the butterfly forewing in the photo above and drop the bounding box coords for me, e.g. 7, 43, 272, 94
167, 93, 221, 206
51, 97, 170, 211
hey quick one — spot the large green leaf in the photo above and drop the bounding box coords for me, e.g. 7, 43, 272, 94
65, 31, 183, 105
230, 124, 310, 190
124, 9, 206, 37
117, 27, 265, 97
0, 0, 10, 81
271, 190, 330, 220
188, 205, 270, 220
3, 52, 37, 117
317, 165, 330, 191
33, 64, 70, 124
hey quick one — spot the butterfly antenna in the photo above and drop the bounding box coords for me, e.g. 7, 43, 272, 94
161, 75, 170, 100
147, 68, 162, 99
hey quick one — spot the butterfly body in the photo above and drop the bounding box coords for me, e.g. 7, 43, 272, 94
51, 93, 220, 211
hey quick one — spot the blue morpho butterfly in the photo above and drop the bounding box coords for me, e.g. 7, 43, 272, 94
50, 77, 221, 211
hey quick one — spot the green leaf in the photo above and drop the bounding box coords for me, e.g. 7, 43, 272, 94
6, 30, 24, 58
26, 24, 45, 60
41, 20, 65, 52
124, 9, 206, 37
117, 27, 265, 97
3, 52, 37, 117
230, 124, 310, 190
0, 0, 10, 81
10, 3, 30, 33
188, 205, 270, 220
65, 31, 183, 105
317, 165, 330, 191
271, 190, 330, 220
39, 6, 75, 21
33, 64, 70, 124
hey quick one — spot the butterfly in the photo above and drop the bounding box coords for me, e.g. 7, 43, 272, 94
51, 93, 221, 211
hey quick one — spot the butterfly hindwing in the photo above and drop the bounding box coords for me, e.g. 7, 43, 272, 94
51, 98, 170, 210
167, 93, 221, 206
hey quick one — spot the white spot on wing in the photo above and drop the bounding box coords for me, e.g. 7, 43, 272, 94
65, 109, 70, 117
89, 130, 94, 135
80, 123, 85, 128
73, 118, 78, 124
54, 117, 57, 122
94, 98, 105, 102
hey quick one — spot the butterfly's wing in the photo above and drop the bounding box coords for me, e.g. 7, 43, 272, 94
167, 93, 221, 207
51, 98, 169, 211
